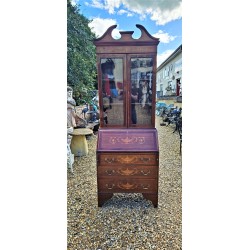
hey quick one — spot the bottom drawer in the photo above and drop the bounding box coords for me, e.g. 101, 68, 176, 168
98, 178, 158, 193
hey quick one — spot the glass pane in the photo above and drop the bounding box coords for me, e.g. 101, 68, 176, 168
130, 57, 153, 125
100, 58, 124, 125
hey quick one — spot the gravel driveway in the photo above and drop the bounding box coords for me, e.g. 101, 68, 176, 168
67, 115, 182, 249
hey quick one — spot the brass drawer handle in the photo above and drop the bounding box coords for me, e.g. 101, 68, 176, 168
105, 183, 115, 190
141, 170, 151, 175
139, 157, 150, 162
141, 184, 150, 190
105, 169, 115, 175
105, 157, 115, 164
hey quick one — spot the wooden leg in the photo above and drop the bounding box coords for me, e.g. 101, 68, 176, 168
142, 193, 158, 207
98, 193, 113, 207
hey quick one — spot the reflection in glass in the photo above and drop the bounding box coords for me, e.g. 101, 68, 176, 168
101, 58, 124, 125
130, 58, 153, 126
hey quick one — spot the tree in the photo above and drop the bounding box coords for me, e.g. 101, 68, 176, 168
67, 0, 97, 105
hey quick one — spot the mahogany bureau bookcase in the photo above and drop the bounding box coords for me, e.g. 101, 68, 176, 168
93, 24, 160, 207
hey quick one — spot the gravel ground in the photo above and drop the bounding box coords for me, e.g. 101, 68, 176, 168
67, 115, 182, 249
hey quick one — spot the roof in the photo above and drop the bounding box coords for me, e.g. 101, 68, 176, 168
157, 44, 182, 72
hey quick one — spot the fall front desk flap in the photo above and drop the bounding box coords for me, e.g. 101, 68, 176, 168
97, 129, 159, 152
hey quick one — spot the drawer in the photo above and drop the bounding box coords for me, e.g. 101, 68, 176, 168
97, 165, 158, 178
98, 178, 158, 193
97, 153, 158, 166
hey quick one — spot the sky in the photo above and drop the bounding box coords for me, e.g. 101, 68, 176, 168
2, 1, 250, 249
71, 0, 182, 67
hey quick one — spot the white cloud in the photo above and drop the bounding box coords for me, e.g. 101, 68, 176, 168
85, 0, 122, 14
104, 0, 122, 14
157, 49, 175, 67
70, 0, 79, 6
117, 9, 127, 15
85, 0, 182, 25
124, 0, 182, 25
84, 0, 104, 9
153, 30, 176, 44
88, 17, 120, 38
150, 5, 182, 25
117, 9, 134, 17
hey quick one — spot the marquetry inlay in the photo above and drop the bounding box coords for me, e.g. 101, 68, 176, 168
104, 155, 153, 164
117, 168, 138, 175
109, 136, 145, 144
105, 182, 151, 190
117, 155, 137, 163
117, 182, 137, 190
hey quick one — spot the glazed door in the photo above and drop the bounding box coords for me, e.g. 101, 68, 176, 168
98, 55, 127, 127
128, 55, 156, 127
98, 54, 156, 128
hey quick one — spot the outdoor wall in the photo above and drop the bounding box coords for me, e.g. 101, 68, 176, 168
156, 46, 182, 98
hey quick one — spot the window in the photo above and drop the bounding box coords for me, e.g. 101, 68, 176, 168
160, 84, 163, 91
175, 59, 182, 73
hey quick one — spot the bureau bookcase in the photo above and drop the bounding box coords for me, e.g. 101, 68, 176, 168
94, 25, 160, 207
